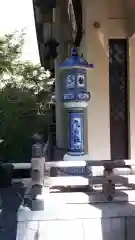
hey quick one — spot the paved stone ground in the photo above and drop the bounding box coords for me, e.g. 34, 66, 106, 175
16, 199, 135, 240
1, 184, 135, 239
0, 183, 25, 240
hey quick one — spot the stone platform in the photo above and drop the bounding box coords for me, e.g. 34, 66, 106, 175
2, 175, 135, 239
16, 191, 135, 240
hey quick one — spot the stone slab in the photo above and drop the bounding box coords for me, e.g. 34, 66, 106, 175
16, 221, 38, 240
17, 200, 135, 222
83, 218, 125, 240
16, 216, 135, 240
23, 189, 135, 207
38, 219, 83, 240
127, 217, 135, 240
46, 175, 135, 186
12, 173, 135, 186
47, 190, 135, 203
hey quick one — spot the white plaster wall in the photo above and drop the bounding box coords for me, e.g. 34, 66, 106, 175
108, 0, 126, 18
127, 1, 135, 160
81, 0, 110, 160
80, 0, 127, 160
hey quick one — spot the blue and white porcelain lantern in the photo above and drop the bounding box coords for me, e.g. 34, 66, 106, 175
60, 48, 93, 161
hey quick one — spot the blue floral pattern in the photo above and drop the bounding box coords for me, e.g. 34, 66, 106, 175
69, 111, 84, 154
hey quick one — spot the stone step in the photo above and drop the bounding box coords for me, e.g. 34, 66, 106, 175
47, 175, 135, 187
29, 189, 135, 209
48, 190, 135, 204
13, 174, 135, 188
17, 196, 135, 222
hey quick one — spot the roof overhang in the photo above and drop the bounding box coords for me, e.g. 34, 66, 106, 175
33, 0, 56, 71
68, 0, 83, 47
32, 0, 83, 72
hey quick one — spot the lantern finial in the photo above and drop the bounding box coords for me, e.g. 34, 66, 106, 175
71, 47, 78, 56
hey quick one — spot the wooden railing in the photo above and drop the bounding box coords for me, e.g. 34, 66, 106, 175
10, 133, 135, 202
12, 158, 135, 202
43, 159, 135, 201
12, 159, 135, 170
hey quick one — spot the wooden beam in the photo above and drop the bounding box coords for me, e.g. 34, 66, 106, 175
11, 159, 135, 170
45, 175, 135, 187
47, 160, 87, 167
86, 160, 135, 167
12, 174, 135, 190
47, 160, 135, 168
13, 163, 31, 169
37, 190, 135, 204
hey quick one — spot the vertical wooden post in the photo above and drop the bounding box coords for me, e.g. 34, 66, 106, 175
44, 161, 50, 195
86, 161, 93, 191
31, 134, 45, 199
103, 164, 115, 201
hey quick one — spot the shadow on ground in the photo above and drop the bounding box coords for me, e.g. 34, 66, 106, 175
0, 183, 25, 240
